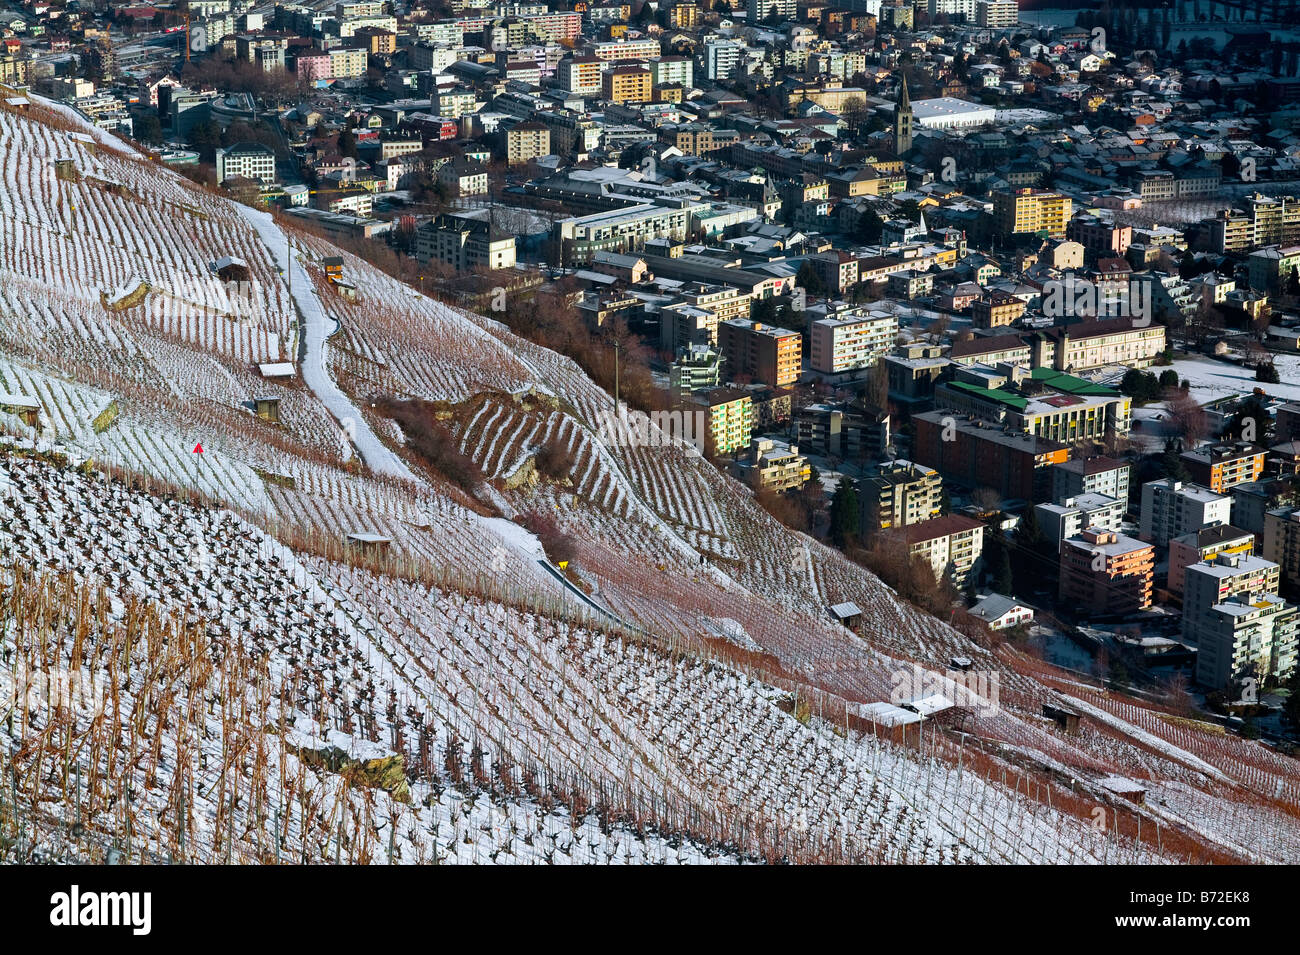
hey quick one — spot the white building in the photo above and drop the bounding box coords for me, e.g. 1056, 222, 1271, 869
649, 56, 693, 89
747, 0, 798, 20
975, 0, 1018, 28
1139, 479, 1231, 548
908, 96, 997, 130
1051, 456, 1130, 504
1035, 493, 1125, 546
215, 143, 276, 184
809, 311, 898, 373
700, 39, 746, 81
1182, 553, 1297, 689
969, 592, 1034, 630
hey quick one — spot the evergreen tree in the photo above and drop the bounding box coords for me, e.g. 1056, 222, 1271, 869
795, 260, 826, 298
992, 537, 1014, 594
338, 126, 358, 159
1010, 506, 1046, 597
1162, 439, 1191, 482
829, 477, 860, 548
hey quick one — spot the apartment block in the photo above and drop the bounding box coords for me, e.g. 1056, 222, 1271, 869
1035, 493, 1125, 546
1067, 215, 1133, 261
649, 56, 693, 89
414, 213, 517, 272
1262, 506, 1300, 589
1139, 479, 1231, 548
866, 460, 943, 529
505, 121, 551, 165
669, 344, 723, 398
1051, 456, 1130, 505
809, 311, 898, 373
557, 56, 603, 94
796, 403, 891, 461
694, 388, 753, 456
971, 291, 1026, 329
912, 411, 1069, 500
717, 319, 802, 387
1247, 244, 1300, 294
1168, 524, 1255, 595
733, 438, 810, 491
904, 515, 985, 590
215, 143, 276, 185
602, 65, 652, 104
976, 0, 1018, 28
1182, 553, 1296, 688
992, 188, 1071, 239
1059, 528, 1155, 614
1180, 442, 1266, 493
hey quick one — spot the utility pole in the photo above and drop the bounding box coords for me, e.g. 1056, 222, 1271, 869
612, 338, 620, 412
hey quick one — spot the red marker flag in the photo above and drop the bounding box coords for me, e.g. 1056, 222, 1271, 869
192, 442, 204, 454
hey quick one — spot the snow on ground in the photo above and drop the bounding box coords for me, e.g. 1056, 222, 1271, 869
233, 204, 419, 483
1166, 354, 1300, 406
1061, 694, 1234, 786
27, 93, 146, 159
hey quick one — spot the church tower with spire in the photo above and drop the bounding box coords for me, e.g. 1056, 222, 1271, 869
894, 75, 913, 156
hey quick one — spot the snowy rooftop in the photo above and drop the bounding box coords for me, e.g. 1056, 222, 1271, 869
856, 701, 923, 726
900, 694, 954, 717
1099, 775, 1147, 795
346, 532, 392, 544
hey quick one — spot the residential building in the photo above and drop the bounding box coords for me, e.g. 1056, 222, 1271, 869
414, 213, 518, 271
1059, 528, 1155, 614
602, 66, 653, 104
215, 143, 276, 184
976, 0, 1018, 28
1182, 553, 1296, 688
1262, 506, 1300, 589
949, 318, 1165, 372
885, 344, 949, 404
717, 319, 802, 387
694, 388, 754, 456
969, 593, 1035, 630
700, 38, 746, 80
1247, 244, 1300, 294
912, 410, 1070, 500
904, 514, 986, 589
796, 403, 891, 462
971, 291, 1025, 329
748, 0, 798, 20
557, 56, 603, 95
865, 459, 943, 529
1051, 456, 1130, 504
733, 438, 810, 491
1139, 479, 1232, 547
1036, 493, 1125, 546
649, 56, 693, 89
437, 161, 489, 197
993, 188, 1072, 239
809, 310, 898, 373
669, 344, 723, 398
1168, 524, 1255, 595
1180, 442, 1266, 493
506, 121, 551, 165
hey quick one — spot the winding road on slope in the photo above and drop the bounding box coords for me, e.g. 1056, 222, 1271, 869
232, 204, 641, 626
233, 204, 420, 483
